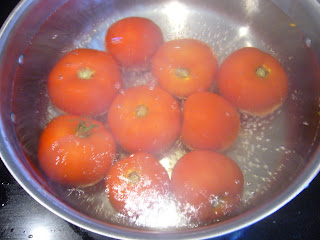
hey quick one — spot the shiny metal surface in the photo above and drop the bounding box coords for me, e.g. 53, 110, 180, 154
0, 0, 320, 239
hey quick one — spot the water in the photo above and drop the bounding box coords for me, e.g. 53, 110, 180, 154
12, 0, 320, 231
56, 4, 292, 228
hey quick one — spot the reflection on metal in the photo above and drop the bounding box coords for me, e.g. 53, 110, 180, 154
31, 226, 52, 240
162, 1, 189, 33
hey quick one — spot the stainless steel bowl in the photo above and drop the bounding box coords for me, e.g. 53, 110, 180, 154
1, 0, 320, 239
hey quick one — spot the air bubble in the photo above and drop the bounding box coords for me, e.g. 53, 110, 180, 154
10, 112, 16, 123
148, 83, 155, 91
304, 37, 311, 48
171, 102, 178, 110
18, 55, 24, 66
114, 82, 121, 89
235, 180, 241, 184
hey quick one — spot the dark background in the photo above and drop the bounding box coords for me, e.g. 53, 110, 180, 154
1, 1, 320, 239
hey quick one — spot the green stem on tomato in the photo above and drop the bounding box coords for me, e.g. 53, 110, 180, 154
256, 66, 270, 78
127, 171, 140, 184
135, 104, 149, 118
174, 67, 190, 79
75, 119, 98, 138
77, 67, 95, 80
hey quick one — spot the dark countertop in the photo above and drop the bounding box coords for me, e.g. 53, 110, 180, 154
1, 1, 320, 240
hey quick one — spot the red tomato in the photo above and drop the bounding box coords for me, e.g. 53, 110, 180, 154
38, 115, 116, 187
152, 39, 219, 98
171, 150, 244, 223
181, 92, 240, 151
107, 85, 181, 154
105, 152, 170, 217
217, 47, 289, 116
105, 17, 164, 67
48, 48, 122, 116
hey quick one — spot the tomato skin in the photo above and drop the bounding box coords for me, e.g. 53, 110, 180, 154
48, 48, 122, 116
105, 17, 164, 67
107, 85, 181, 154
171, 150, 244, 222
217, 47, 289, 116
38, 115, 116, 187
105, 152, 170, 216
152, 39, 219, 98
181, 92, 240, 151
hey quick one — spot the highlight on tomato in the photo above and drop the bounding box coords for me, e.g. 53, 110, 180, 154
170, 150, 244, 223
181, 92, 240, 152
105, 17, 164, 68
105, 152, 170, 217
48, 48, 122, 116
152, 38, 219, 98
38, 115, 116, 187
107, 85, 181, 154
217, 47, 289, 116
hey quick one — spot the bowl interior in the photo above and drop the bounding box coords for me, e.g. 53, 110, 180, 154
1, 0, 320, 238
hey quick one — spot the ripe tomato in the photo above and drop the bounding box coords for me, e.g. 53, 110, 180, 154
105, 17, 164, 67
217, 47, 289, 116
105, 152, 170, 217
38, 115, 116, 187
107, 85, 181, 154
152, 39, 218, 98
48, 48, 122, 116
181, 92, 240, 151
171, 150, 244, 223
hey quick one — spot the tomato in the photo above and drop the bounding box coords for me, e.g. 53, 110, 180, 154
181, 92, 240, 151
217, 47, 289, 116
48, 48, 122, 116
38, 115, 116, 187
170, 150, 244, 223
107, 85, 181, 154
152, 39, 218, 98
105, 17, 164, 68
105, 152, 170, 217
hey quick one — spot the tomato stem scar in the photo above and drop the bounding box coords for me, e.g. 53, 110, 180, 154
127, 171, 140, 184
256, 66, 270, 78
174, 67, 190, 79
77, 67, 95, 80
135, 104, 149, 118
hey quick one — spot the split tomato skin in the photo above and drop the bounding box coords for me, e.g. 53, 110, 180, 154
105, 17, 164, 67
217, 47, 289, 116
181, 92, 240, 152
107, 85, 181, 154
170, 150, 244, 223
105, 152, 170, 216
48, 48, 122, 116
38, 115, 116, 187
152, 38, 218, 98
